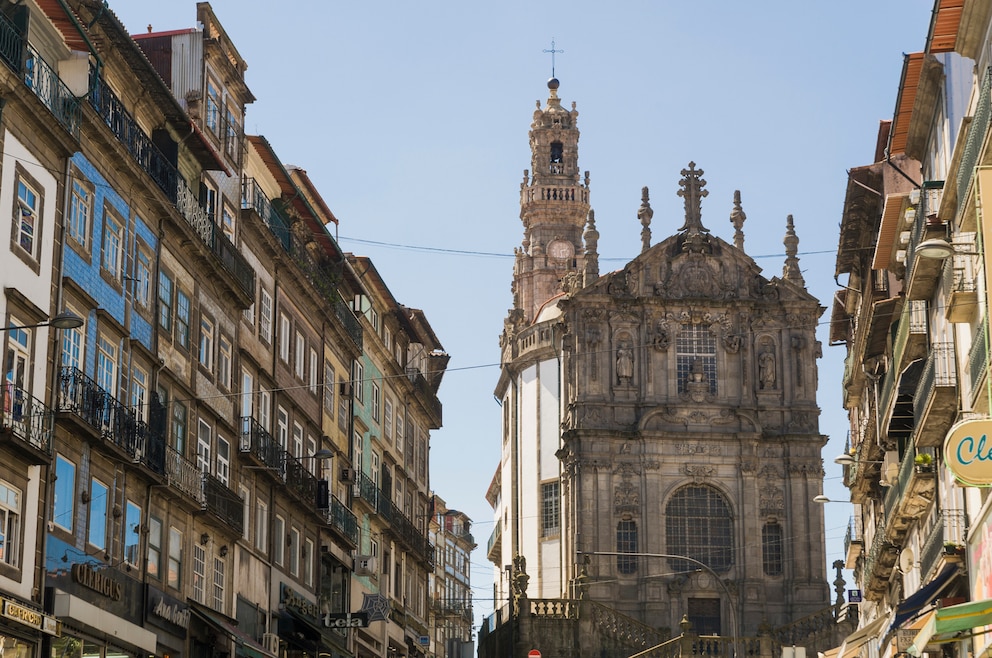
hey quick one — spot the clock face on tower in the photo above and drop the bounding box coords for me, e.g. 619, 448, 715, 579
548, 240, 574, 261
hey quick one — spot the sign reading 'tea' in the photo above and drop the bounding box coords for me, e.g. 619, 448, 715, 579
943, 419, 992, 486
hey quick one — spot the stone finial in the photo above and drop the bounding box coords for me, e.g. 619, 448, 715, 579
782, 214, 804, 285
638, 186, 653, 253
583, 209, 600, 284
677, 162, 709, 235
730, 190, 746, 250
833, 559, 846, 609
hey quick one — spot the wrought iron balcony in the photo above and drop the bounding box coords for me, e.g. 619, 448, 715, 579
843, 516, 862, 570
379, 495, 435, 569
945, 254, 978, 323
920, 510, 968, 579
905, 182, 947, 301
285, 453, 318, 506
202, 472, 244, 536
57, 366, 164, 472
957, 67, 991, 232
882, 446, 936, 536
405, 368, 442, 428
0, 13, 81, 138
912, 342, 958, 447
968, 319, 987, 403
325, 495, 358, 546
354, 470, 379, 510
165, 446, 204, 505
863, 528, 899, 601
1, 382, 53, 462
239, 416, 285, 477
892, 300, 928, 372
88, 74, 255, 302
487, 523, 502, 563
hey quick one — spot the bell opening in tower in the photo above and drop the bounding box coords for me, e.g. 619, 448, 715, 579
550, 140, 563, 174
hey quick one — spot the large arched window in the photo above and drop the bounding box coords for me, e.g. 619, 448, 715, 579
617, 520, 638, 574
665, 484, 734, 572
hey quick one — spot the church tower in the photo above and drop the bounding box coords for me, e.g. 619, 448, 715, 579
489, 79, 832, 648
511, 77, 592, 325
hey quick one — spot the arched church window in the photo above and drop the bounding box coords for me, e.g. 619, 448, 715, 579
550, 141, 563, 163
676, 323, 717, 394
762, 521, 783, 575
665, 484, 734, 573
616, 520, 638, 574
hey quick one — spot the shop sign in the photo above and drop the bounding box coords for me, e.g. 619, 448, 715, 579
71, 563, 123, 600
281, 584, 320, 623
322, 612, 369, 629
944, 420, 992, 486
1, 598, 61, 636
145, 586, 190, 633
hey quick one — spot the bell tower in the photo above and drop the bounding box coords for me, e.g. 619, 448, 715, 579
511, 78, 592, 324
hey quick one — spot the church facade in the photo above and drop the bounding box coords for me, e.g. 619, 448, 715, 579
486, 78, 832, 644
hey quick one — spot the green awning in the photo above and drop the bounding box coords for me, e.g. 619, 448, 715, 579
935, 599, 992, 635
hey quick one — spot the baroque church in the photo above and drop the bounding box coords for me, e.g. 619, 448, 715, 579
484, 78, 833, 654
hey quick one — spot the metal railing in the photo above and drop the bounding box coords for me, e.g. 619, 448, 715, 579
405, 367, 442, 425
238, 416, 285, 476
203, 472, 244, 535
920, 510, 968, 578
285, 452, 318, 505
0, 382, 53, 455
956, 67, 992, 222
88, 73, 254, 300
0, 12, 80, 138
968, 319, 988, 399
913, 342, 957, 422
165, 446, 204, 504
326, 495, 358, 545
353, 471, 434, 567
892, 300, 927, 368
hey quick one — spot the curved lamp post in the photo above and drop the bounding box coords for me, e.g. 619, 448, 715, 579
579, 550, 739, 658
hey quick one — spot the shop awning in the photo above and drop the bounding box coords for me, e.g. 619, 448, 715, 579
191, 603, 272, 658
889, 564, 960, 632
908, 598, 992, 655
830, 616, 889, 658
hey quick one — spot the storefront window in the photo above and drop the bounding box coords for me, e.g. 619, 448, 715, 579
50, 634, 82, 658
2, 634, 36, 658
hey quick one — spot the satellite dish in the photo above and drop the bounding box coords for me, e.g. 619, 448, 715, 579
899, 548, 915, 573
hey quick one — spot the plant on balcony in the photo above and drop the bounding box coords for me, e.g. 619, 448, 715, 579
943, 542, 964, 556
914, 453, 933, 472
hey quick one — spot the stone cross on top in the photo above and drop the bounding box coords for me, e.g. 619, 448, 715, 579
677, 161, 709, 235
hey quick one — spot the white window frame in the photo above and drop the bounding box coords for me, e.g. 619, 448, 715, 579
101, 211, 123, 280
309, 348, 318, 394
273, 515, 285, 566
216, 436, 230, 485
295, 331, 305, 379
0, 480, 21, 568
218, 334, 232, 389
192, 544, 206, 603
279, 314, 291, 362
260, 289, 273, 344
199, 316, 215, 370
254, 500, 268, 553
68, 178, 90, 249
96, 335, 117, 395
197, 419, 212, 474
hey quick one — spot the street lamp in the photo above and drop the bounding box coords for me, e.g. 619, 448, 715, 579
579, 550, 739, 658
833, 454, 883, 467
1, 311, 83, 332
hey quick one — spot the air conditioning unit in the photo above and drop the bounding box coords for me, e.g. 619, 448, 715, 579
355, 555, 376, 576
262, 633, 279, 655
339, 381, 352, 398
340, 468, 356, 483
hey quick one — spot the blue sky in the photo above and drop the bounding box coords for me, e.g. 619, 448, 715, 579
114, 0, 935, 633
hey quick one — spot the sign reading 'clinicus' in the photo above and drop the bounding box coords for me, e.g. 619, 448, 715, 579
943, 420, 992, 486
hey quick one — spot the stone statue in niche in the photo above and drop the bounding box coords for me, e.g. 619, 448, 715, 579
759, 348, 776, 390
616, 342, 633, 384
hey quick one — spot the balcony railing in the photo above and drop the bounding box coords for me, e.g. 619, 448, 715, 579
863, 527, 898, 601
892, 300, 928, 371
0, 12, 81, 138
968, 319, 988, 401
326, 495, 359, 546
354, 470, 379, 509
1, 382, 53, 458
405, 368, 442, 426
88, 74, 254, 301
956, 67, 992, 227
379, 495, 435, 569
487, 523, 502, 562
912, 342, 958, 447
883, 445, 936, 526
920, 510, 968, 578
843, 516, 863, 569
57, 366, 165, 473
905, 182, 946, 300
285, 453, 319, 506
165, 446, 204, 505
203, 472, 244, 535
239, 417, 285, 476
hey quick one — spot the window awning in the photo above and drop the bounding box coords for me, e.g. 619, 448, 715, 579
191, 603, 272, 658
889, 564, 960, 632
908, 598, 992, 656
828, 616, 889, 658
